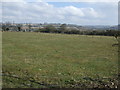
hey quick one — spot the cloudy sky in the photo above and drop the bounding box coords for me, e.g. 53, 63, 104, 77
0, 0, 119, 25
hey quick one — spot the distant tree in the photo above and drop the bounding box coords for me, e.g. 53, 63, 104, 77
6, 28, 9, 31
114, 30, 120, 42
2, 22, 11, 31
2, 24, 6, 31
60, 24, 67, 33
112, 30, 120, 47
17, 24, 22, 31
28, 24, 32, 31
45, 25, 56, 33
64, 30, 80, 34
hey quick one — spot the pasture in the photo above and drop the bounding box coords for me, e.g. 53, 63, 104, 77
2, 32, 118, 88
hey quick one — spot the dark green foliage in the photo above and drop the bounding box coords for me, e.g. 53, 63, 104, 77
39, 28, 50, 33
35, 25, 57, 33
64, 30, 80, 34
45, 25, 56, 33
2, 24, 6, 31
17, 24, 22, 31
2, 24, 10, 31
59, 24, 67, 33
17, 27, 21, 31
35, 27, 119, 37
6, 28, 9, 31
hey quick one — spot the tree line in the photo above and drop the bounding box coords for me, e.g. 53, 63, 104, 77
1, 23, 120, 37
34, 24, 120, 37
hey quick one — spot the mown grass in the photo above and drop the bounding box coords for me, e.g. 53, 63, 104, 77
2, 32, 118, 88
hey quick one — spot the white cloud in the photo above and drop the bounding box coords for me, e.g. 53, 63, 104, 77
60, 6, 84, 17
1, 0, 26, 2
39, 0, 119, 2
81, 8, 104, 18
1, 1, 118, 25
1, 0, 119, 2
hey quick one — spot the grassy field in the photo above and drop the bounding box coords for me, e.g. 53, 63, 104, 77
2, 32, 118, 88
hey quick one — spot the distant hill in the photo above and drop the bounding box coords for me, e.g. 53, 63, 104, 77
82, 25, 118, 30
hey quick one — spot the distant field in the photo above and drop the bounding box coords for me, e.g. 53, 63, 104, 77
2, 32, 118, 88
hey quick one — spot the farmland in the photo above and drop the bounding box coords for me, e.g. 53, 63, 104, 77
2, 32, 118, 88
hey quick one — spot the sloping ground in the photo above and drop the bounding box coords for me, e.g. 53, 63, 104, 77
2, 32, 118, 88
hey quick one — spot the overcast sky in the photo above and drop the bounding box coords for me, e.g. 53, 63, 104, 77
0, 0, 119, 25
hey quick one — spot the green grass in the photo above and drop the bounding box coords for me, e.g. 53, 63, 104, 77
2, 32, 118, 88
